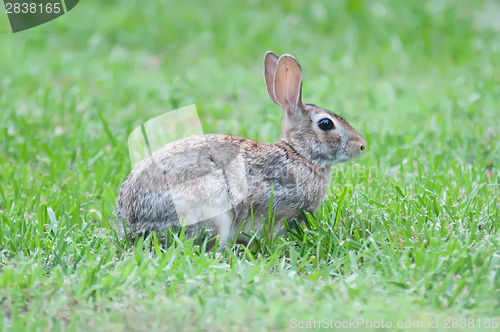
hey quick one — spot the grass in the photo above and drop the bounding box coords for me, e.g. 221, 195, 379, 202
0, 0, 499, 330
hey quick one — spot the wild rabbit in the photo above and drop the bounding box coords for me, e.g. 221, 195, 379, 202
116, 51, 366, 247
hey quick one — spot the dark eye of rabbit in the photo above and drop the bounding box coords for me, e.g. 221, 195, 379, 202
317, 118, 335, 131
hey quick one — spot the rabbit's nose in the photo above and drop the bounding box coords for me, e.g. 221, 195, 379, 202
360, 143, 366, 151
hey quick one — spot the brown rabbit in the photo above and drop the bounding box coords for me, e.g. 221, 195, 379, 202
115, 51, 366, 247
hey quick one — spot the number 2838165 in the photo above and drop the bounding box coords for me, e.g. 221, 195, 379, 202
443, 318, 498, 329
5, 2, 62, 14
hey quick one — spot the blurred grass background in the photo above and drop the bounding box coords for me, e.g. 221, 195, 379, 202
0, 0, 499, 330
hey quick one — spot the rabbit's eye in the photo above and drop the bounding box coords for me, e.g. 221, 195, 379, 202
318, 118, 335, 131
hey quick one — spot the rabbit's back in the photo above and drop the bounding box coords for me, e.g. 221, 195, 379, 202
117, 134, 246, 236
116, 133, 330, 240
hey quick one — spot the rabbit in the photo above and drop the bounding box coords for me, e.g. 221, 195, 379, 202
115, 51, 367, 248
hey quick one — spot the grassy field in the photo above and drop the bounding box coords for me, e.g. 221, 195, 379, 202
0, 0, 499, 330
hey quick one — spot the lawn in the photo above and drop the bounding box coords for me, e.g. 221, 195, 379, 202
0, 0, 499, 330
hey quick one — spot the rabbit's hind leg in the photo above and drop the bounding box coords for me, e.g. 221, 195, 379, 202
186, 209, 235, 251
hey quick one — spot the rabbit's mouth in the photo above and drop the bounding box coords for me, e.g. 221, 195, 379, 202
329, 138, 365, 164
342, 139, 366, 162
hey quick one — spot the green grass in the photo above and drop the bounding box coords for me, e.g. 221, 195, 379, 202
0, 0, 499, 330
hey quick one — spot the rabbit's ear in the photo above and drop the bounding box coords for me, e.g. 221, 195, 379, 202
274, 54, 303, 121
264, 51, 279, 105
